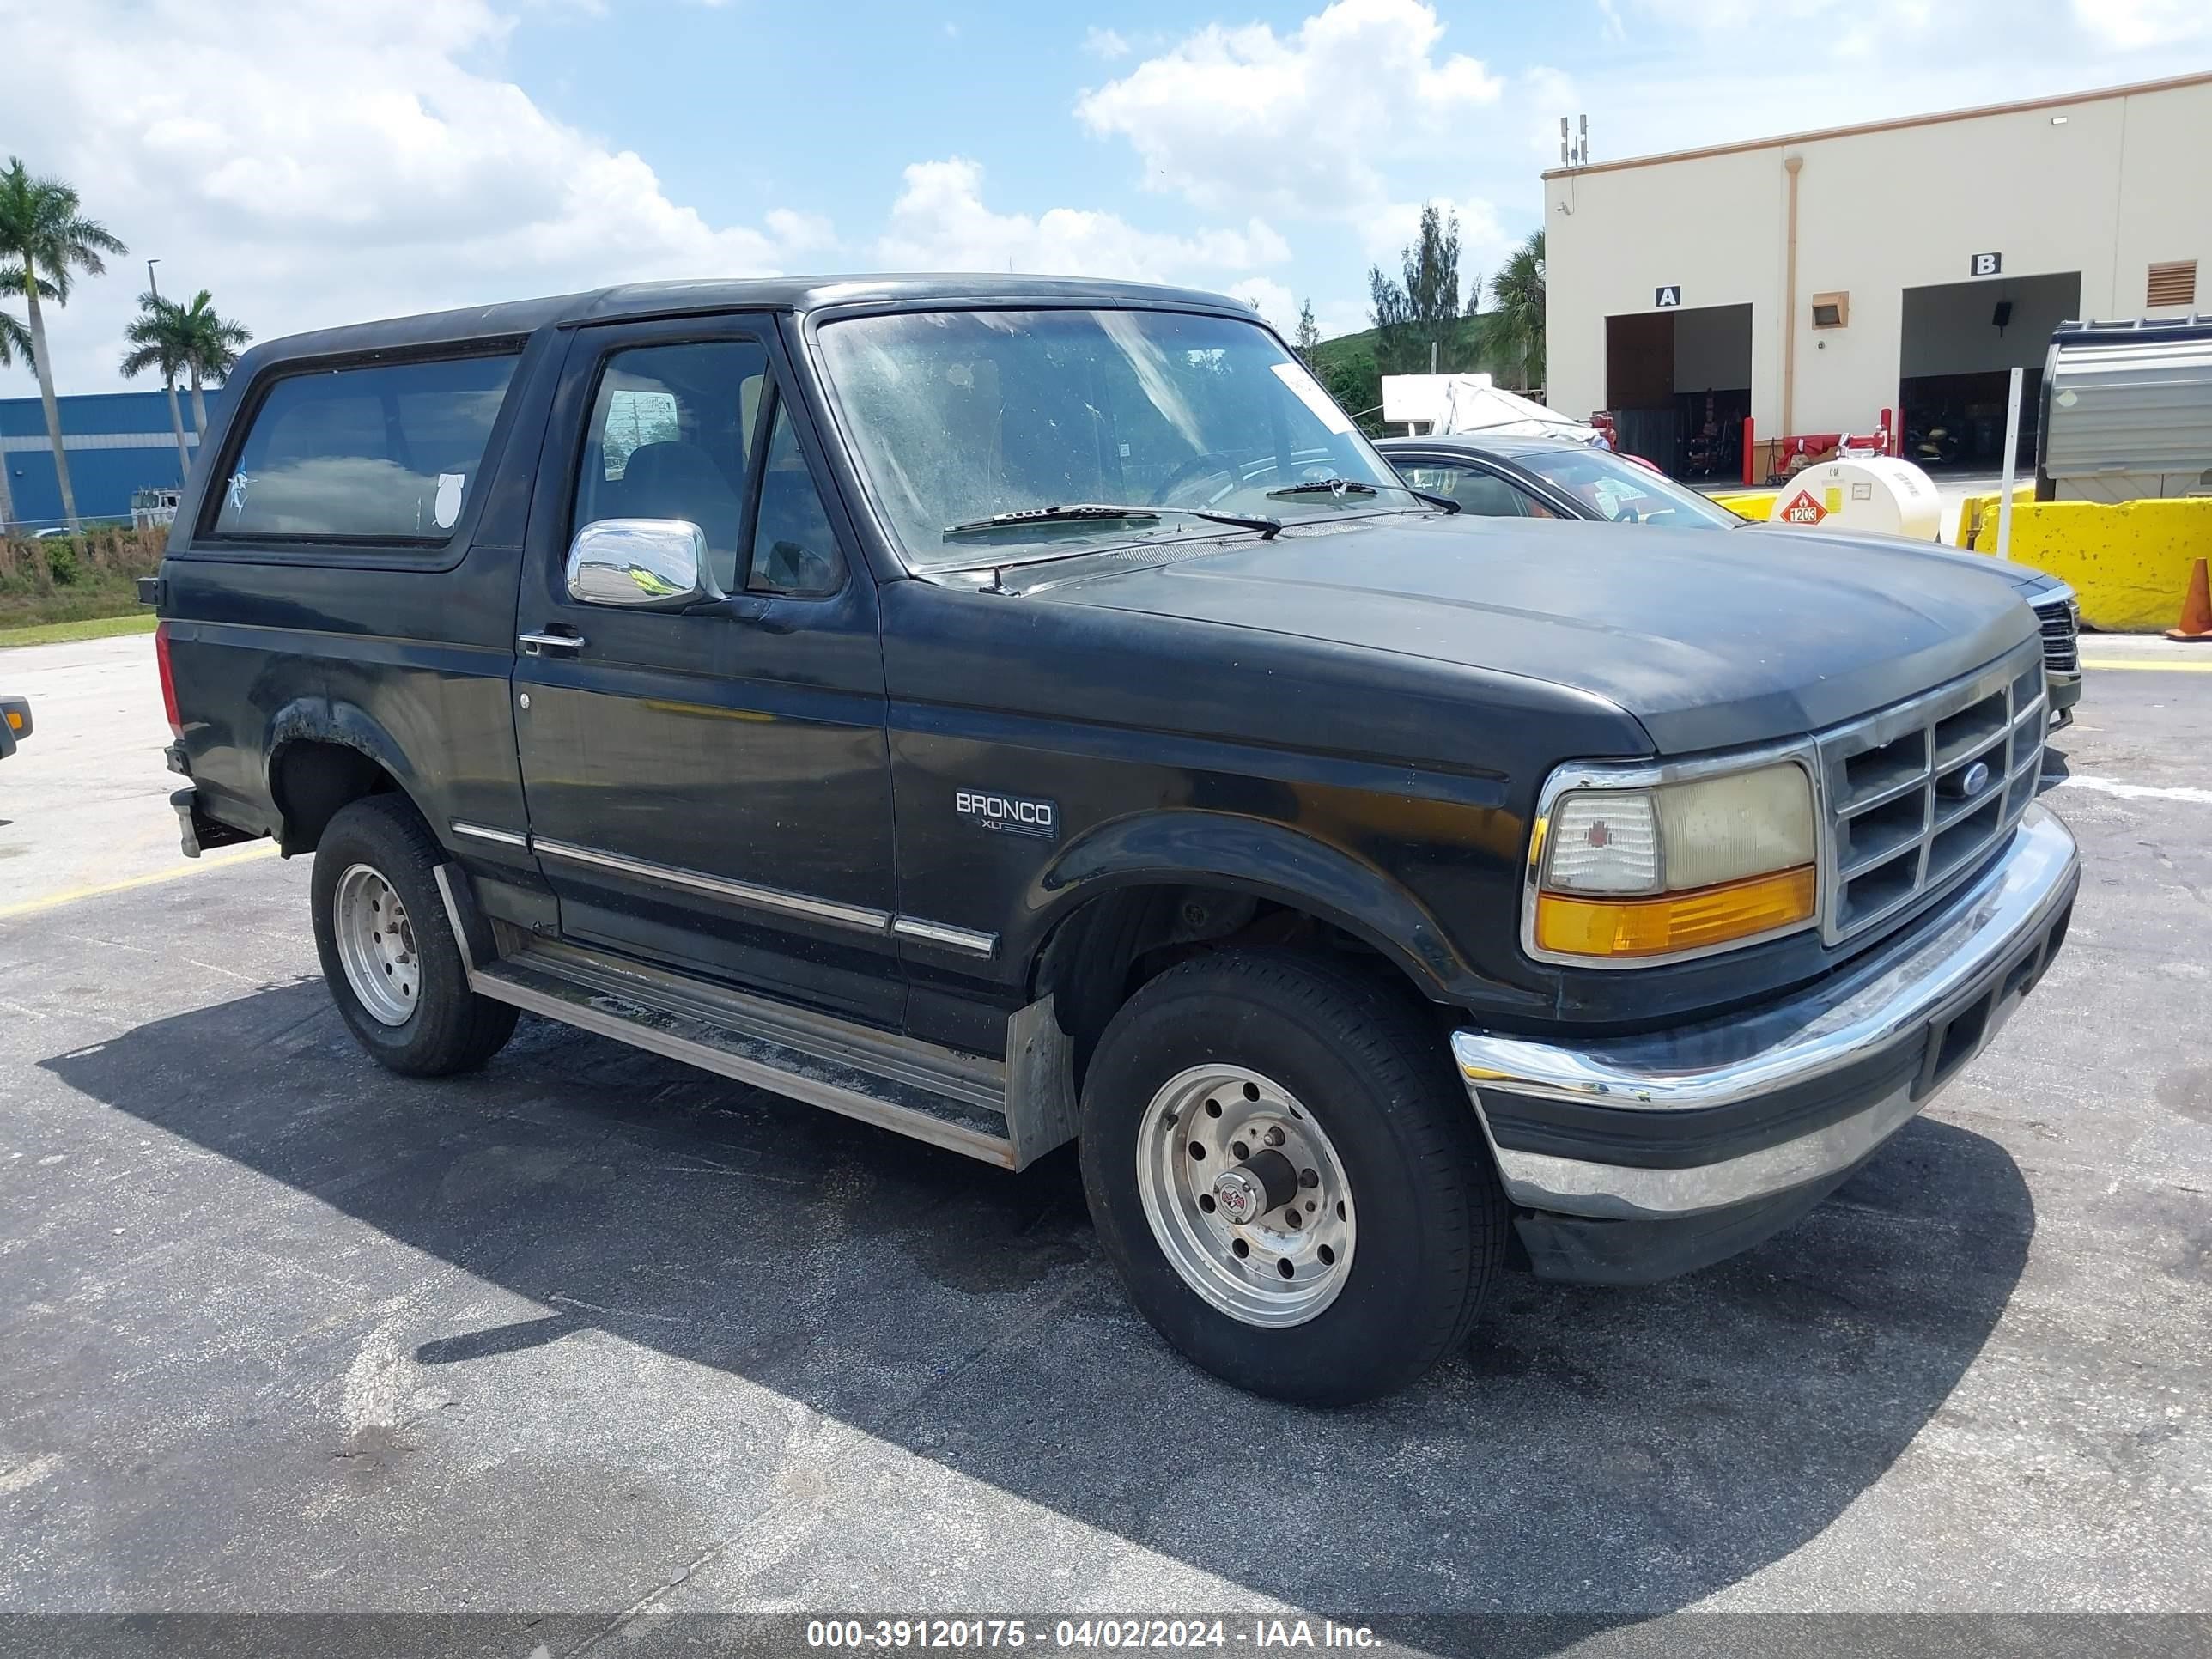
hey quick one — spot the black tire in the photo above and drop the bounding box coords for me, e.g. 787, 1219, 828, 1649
1079, 949, 1507, 1406
310, 795, 519, 1076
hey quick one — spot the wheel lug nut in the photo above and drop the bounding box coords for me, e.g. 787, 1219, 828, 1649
1299, 1169, 1319, 1188
1264, 1126, 1285, 1147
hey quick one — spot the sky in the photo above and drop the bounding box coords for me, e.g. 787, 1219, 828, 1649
4, 0, 2209, 395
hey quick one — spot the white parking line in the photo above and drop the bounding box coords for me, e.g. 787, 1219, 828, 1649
2054, 775, 2212, 805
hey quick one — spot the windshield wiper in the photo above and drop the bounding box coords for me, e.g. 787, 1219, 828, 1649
1264, 477, 1461, 514
944, 502, 1280, 540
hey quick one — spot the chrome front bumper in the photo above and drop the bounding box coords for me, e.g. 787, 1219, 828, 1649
1453, 805, 2080, 1226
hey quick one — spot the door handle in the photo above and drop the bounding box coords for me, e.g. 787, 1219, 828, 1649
517, 630, 586, 656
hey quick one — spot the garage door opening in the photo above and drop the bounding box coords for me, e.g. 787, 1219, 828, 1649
1899, 271, 2080, 471
1604, 302, 1752, 479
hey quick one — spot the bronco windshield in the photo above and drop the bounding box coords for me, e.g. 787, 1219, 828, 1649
815, 307, 1410, 571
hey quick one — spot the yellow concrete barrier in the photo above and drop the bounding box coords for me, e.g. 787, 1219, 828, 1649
1708, 489, 1778, 520
1961, 497, 2212, 632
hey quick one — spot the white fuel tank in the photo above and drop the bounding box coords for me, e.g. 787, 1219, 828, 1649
1766, 456, 1942, 541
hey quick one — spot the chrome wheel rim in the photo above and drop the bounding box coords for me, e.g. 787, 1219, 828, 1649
333, 863, 419, 1027
1134, 1064, 1356, 1328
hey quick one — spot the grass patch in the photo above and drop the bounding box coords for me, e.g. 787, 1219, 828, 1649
0, 611, 158, 648
0, 526, 165, 635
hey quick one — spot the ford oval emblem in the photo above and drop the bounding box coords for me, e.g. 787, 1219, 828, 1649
1960, 760, 1992, 798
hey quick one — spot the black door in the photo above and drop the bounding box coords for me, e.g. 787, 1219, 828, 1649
512, 314, 899, 1026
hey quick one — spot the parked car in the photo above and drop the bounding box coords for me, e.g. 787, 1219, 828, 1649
0, 694, 27, 763
152, 277, 2079, 1404
1379, 431, 2083, 721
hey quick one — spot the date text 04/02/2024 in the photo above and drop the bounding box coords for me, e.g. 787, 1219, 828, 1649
804, 1618, 1382, 1650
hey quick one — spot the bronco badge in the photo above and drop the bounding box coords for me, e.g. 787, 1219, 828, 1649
956, 788, 1058, 840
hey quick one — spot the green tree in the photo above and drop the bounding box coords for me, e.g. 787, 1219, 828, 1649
175, 289, 250, 434
1367, 204, 1464, 376
120, 291, 194, 483
0, 159, 127, 532
1485, 229, 1546, 393
1318, 352, 1380, 431
1293, 299, 1321, 365
0, 264, 48, 532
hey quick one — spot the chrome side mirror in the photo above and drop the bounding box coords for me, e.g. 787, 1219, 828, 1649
565, 518, 718, 610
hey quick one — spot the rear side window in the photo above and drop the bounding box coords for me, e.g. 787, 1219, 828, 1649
212, 352, 519, 542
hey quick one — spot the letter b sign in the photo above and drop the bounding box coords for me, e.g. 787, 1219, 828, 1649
1970, 252, 2002, 277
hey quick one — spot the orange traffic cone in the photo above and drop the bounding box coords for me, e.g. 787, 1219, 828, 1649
2169, 558, 2212, 642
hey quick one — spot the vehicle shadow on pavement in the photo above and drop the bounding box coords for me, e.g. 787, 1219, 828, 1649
43, 981, 2035, 1644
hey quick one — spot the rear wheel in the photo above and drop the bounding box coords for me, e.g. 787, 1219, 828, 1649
311, 795, 519, 1076
1079, 950, 1506, 1405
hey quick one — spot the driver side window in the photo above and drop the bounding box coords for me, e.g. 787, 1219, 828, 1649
744, 398, 845, 598
575, 339, 766, 595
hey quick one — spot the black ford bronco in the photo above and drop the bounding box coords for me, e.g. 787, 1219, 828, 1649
152, 277, 2080, 1403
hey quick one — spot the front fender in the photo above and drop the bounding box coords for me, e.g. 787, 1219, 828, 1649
1021, 809, 1486, 1004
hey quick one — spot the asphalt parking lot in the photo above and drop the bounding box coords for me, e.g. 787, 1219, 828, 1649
2, 633, 2209, 1656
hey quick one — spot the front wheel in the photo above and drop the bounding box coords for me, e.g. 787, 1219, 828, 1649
310, 795, 519, 1076
1079, 951, 1506, 1405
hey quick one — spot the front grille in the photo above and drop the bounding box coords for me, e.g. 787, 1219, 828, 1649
2033, 595, 2080, 674
1814, 641, 2045, 946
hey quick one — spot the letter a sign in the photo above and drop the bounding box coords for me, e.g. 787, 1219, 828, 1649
1655, 285, 1682, 307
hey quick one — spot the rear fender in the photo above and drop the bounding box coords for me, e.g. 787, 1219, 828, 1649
264, 697, 424, 848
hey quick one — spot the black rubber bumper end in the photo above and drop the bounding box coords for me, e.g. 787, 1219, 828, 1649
1513, 1159, 1869, 1287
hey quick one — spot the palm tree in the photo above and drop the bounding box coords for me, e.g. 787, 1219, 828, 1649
0, 264, 54, 534
176, 290, 250, 434
1485, 229, 1546, 394
0, 158, 127, 533
121, 291, 194, 483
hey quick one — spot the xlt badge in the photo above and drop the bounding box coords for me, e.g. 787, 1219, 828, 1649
957, 788, 1058, 840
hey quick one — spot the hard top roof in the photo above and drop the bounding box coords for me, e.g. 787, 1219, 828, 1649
239, 275, 1262, 368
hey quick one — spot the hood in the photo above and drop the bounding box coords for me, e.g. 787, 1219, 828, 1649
1741, 524, 2063, 597
1013, 514, 2037, 755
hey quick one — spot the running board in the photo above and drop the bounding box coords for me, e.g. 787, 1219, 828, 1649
433, 866, 1074, 1170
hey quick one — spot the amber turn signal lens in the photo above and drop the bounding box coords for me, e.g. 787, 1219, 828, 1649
1535, 865, 1817, 959
3, 710, 20, 732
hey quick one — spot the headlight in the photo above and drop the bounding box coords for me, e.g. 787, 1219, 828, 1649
1530, 761, 1818, 963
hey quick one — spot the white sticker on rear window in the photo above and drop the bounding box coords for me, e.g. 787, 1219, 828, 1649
434, 473, 465, 530
1271, 361, 1353, 435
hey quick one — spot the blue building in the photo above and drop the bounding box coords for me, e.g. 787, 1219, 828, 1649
2, 386, 231, 531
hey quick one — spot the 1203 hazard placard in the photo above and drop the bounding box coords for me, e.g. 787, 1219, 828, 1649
1778, 489, 1826, 526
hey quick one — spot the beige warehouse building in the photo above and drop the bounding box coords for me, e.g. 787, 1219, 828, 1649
1541, 72, 2212, 480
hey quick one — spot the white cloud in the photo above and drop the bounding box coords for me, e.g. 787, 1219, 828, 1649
1312, 299, 1371, 342
1627, 0, 2207, 52
1083, 27, 1131, 58
1359, 195, 1505, 265
1221, 276, 1298, 332
9, 0, 835, 393
2080, 0, 2212, 46
1075, 0, 1503, 216
876, 158, 1288, 283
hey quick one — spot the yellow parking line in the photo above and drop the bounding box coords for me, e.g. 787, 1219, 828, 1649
2079, 659, 2212, 672
0, 842, 282, 922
